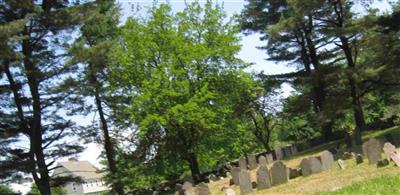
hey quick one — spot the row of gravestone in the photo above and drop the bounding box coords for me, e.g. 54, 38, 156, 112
228, 150, 335, 195
363, 138, 400, 167
175, 137, 399, 195
228, 138, 400, 195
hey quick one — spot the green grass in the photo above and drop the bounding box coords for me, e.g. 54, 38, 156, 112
208, 126, 400, 195
320, 174, 400, 195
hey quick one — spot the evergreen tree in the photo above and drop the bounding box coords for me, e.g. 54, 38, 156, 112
0, 1, 90, 194
240, 0, 337, 141
66, 0, 125, 193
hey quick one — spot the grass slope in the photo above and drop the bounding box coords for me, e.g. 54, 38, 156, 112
320, 174, 400, 195
208, 126, 400, 195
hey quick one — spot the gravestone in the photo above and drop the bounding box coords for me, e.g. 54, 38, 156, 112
225, 188, 236, 195
308, 158, 320, 175
363, 138, 382, 165
256, 166, 271, 190
238, 169, 252, 195
266, 153, 274, 164
300, 157, 322, 176
320, 150, 334, 171
390, 152, 400, 167
248, 154, 257, 170
239, 156, 247, 170
258, 156, 267, 166
182, 181, 195, 195
270, 161, 289, 186
300, 158, 312, 176
231, 167, 240, 185
383, 142, 396, 160
338, 159, 345, 169
356, 154, 363, 164
274, 147, 283, 160
196, 182, 211, 195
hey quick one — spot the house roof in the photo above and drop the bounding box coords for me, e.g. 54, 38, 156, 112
57, 160, 105, 180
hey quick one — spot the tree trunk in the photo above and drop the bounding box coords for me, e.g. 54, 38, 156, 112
188, 152, 201, 182
340, 36, 366, 145
22, 30, 52, 195
322, 121, 334, 141
90, 65, 124, 195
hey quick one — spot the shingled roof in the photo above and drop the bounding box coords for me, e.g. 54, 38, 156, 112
56, 159, 105, 180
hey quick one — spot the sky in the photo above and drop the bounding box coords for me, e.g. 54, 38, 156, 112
11, 0, 394, 193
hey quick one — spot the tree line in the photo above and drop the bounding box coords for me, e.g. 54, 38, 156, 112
0, 0, 399, 194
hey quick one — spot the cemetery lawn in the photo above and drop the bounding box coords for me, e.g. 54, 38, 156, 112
319, 174, 400, 195
208, 126, 400, 194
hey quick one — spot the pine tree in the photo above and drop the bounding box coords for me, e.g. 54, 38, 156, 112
66, 0, 125, 193
0, 1, 90, 194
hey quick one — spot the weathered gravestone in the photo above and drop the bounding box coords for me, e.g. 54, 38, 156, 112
248, 154, 257, 170
383, 142, 396, 160
225, 188, 236, 195
363, 138, 382, 165
300, 158, 311, 176
239, 157, 247, 170
274, 147, 283, 160
271, 161, 289, 186
300, 157, 322, 176
390, 152, 400, 167
320, 150, 334, 171
196, 182, 211, 195
182, 181, 195, 195
238, 169, 252, 195
231, 167, 240, 185
338, 159, 345, 169
256, 166, 271, 190
266, 153, 274, 164
258, 156, 267, 167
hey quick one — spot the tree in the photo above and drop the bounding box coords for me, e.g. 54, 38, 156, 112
240, 0, 338, 141
114, 2, 255, 181
66, 0, 125, 193
241, 74, 282, 151
0, 1, 89, 194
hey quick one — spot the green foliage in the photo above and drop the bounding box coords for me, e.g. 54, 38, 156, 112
28, 184, 66, 195
0, 185, 14, 195
111, 1, 260, 188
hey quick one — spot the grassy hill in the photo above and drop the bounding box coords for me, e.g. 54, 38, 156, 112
207, 126, 400, 194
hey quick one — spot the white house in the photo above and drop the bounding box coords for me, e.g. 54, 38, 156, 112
52, 158, 110, 195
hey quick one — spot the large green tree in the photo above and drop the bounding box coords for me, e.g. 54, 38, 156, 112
114, 2, 257, 181
0, 1, 90, 194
